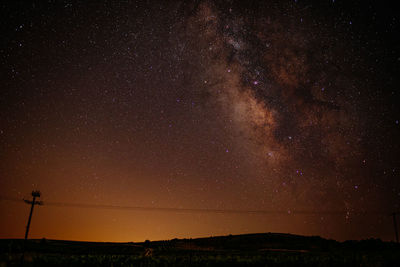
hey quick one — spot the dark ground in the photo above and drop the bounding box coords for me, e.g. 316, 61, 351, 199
1, 233, 400, 266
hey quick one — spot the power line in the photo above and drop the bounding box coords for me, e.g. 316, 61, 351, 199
45, 201, 347, 215
0, 195, 394, 215
0, 196, 21, 202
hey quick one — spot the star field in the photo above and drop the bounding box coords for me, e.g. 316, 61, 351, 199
0, 0, 399, 242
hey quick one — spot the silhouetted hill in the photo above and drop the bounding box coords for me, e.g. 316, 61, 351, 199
1, 233, 400, 266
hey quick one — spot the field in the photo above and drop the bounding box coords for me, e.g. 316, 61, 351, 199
1, 233, 400, 266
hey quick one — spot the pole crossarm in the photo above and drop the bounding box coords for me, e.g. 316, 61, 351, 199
23, 199, 43, 205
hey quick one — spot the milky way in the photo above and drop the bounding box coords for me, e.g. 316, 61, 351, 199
0, 0, 399, 241
175, 1, 368, 210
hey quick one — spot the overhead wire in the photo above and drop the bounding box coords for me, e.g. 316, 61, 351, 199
0, 195, 394, 215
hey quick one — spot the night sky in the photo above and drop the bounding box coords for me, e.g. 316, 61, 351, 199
0, 0, 399, 242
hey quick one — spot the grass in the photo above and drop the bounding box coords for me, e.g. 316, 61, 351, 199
1, 233, 399, 266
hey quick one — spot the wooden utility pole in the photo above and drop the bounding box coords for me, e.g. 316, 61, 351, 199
21, 191, 43, 266
393, 212, 399, 243
23, 191, 43, 240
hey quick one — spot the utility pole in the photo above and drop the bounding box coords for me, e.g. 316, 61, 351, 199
21, 191, 43, 266
23, 191, 43, 240
393, 212, 399, 243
